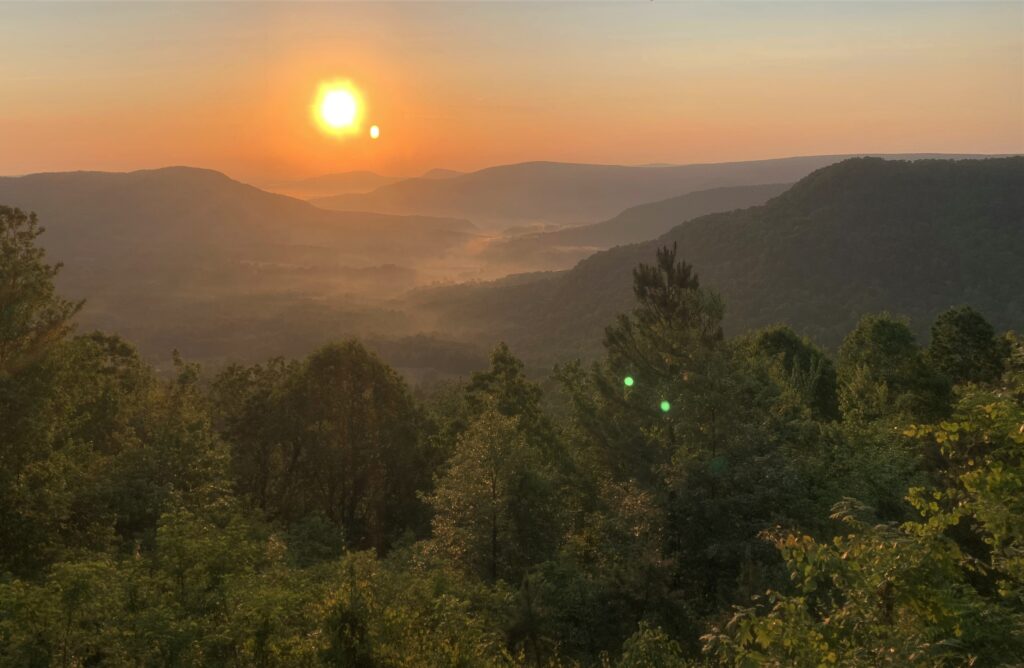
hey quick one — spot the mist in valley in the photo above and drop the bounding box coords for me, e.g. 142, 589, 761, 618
2, 2, 1023, 665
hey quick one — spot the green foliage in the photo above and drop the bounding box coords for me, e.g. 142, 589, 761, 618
318, 550, 516, 667
736, 325, 839, 421
0, 206, 82, 377
837, 313, 950, 422
0, 331, 227, 576
3, 209, 1022, 666
213, 341, 432, 553
426, 407, 562, 584
928, 306, 1006, 385
706, 381, 1024, 667
617, 623, 688, 668
413, 157, 1024, 368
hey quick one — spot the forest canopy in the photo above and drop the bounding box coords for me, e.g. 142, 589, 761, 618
1, 203, 1023, 666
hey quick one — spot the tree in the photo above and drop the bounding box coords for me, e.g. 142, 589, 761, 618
736, 325, 839, 421
580, 243, 731, 486
928, 306, 1006, 385
0, 206, 82, 377
215, 341, 432, 553
837, 313, 950, 422
566, 246, 828, 640
618, 623, 688, 667
426, 407, 561, 584
464, 342, 563, 464
705, 379, 1024, 667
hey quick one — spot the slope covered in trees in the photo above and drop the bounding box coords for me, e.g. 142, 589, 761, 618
314, 155, 920, 229
264, 170, 406, 199
411, 157, 1024, 364
0, 167, 479, 366
0, 166, 475, 294
479, 183, 790, 272
2, 201, 1023, 666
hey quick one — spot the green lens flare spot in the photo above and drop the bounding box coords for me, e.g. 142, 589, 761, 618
660, 400, 671, 413
623, 376, 634, 387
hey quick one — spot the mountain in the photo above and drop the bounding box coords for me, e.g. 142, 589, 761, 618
310, 154, 994, 230
480, 183, 790, 272
264, 170, 405, 199
421, 168, 463, 179
0, 167, 477, 363
0, 167, 476, 276
408, 157, 1024, 365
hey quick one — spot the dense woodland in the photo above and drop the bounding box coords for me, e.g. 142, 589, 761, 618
418, 158, 1024, 366
2, 201, 1023, 666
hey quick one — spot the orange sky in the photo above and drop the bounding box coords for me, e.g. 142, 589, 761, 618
1, 2, 1021, 183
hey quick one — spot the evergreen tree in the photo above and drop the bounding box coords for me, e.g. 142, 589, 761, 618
0, 206, 82, 377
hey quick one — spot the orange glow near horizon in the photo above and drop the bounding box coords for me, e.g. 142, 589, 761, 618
0, 3, 1021, 183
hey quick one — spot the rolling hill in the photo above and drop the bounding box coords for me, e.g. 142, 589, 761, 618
0, 167, 477, 363
266, 167, 464, 200
311, 154, 993, 229
479, 183, 790, 272
408, 157, 1024, 364
0, 166, 476, 287
264, 170, 406, 199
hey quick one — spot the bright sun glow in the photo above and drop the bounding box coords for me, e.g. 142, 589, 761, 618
323, 91, 356, 128
313, 80, 363, 137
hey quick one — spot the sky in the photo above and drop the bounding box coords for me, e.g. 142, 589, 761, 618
1, 2, 1021, 183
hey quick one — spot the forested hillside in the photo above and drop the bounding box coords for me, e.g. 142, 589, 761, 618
479, 183, 790, 272
2, 200, 1023, 666
312, 155, 879, 228
0, 167, 480, 367
413, 157, 1024, 364
265, 170, 405, 199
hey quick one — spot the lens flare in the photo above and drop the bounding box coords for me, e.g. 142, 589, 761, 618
313, 80, 364, 137
660, 400, 671, 413
623, 376, 634, 387
369, 125, 380, 139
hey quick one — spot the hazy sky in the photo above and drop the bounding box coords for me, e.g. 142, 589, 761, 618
1, 2, 1021, 182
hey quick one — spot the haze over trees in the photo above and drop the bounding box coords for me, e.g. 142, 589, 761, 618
2, 158, 1022, 665
413, 157, 1024, 366
478, 183, 790, 273
310, 154, 984, 229
2, 157, 1017, 376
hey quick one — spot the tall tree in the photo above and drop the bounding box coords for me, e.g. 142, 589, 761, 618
0, 206, 82, 377
568, 245, 825, 632
216, 341, 432, 552
463, 342, 562, 461
426, 407, 560, 583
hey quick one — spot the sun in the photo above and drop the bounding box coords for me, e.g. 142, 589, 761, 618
313, 80, 363, 137
322, 90, 356, 128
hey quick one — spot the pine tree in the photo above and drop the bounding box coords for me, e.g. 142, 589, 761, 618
0, 206, 82, 376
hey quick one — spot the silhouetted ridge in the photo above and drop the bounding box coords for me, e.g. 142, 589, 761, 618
410, 157, 1024, 363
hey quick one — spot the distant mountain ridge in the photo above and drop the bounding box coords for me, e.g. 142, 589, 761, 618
311, 154, 1000, 229
480, 183, 791, 271
0, 166, 478, 361
265, 167, 464, 200
409, 157, 1024, 364
264, 170, 405, 199
0, 166, 475, 264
